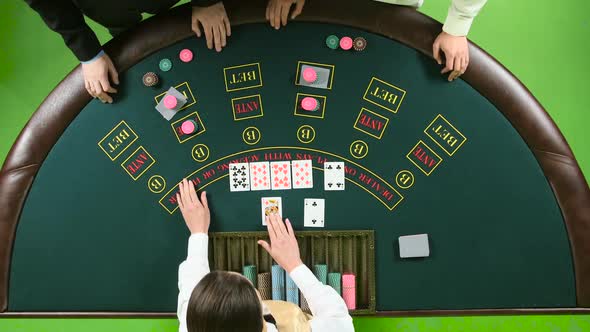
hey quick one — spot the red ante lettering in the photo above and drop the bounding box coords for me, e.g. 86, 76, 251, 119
359, 114, 384, 131
413, 147, 437, 168
235, 101, 259, 114
126, 153, 148, 174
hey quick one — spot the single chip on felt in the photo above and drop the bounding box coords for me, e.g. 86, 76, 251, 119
353, 37, 367, 51
302, 67, 318, 83
339, 36, 353, 50
163, 95, 177, 109
399, 233, 430, 258
159, 58, 172, 72
179, 49, 193, 62
326, 35, 339, 49
142, 72, 158, 87
181, 120, 198, 135
301, 97, 318, 111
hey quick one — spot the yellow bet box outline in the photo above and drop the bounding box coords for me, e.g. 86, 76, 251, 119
406, 140, 443, 176
223, 63, 263, 92
424, 114, 467, 156
353, 108, 390, 140
295, 61, 335, 90
363, 77, 407, 114
154, 81, 196, 111
293, 93, 327, 119
231, 94, 264, 121
97, 120, 139, 161
171, 111, 207, 144
120, 146, 156, 181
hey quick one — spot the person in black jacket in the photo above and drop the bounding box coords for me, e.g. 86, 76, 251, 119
24, 0, 305, 104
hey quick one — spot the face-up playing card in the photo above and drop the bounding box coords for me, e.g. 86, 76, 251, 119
291, 160, 313, 189
261, 197, 282, 225
324, 162, 345, 191
229, 162, 250, 192
271, 161, 292, 190
304, 198, 325, 227
250, 162, 270, 191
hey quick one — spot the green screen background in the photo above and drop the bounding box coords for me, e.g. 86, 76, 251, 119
0, 0, 589, 330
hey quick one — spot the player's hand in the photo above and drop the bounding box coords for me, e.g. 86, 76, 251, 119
177, 178, 210, 234
432, 31, 469, 82
192, 2, 231, 52
258, 214, 303, 273
265, 0, 305, 30
82, 53, 119, 103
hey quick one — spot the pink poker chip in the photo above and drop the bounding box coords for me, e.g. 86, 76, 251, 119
181, 120, 196, 134
163, 95, 177, 109
179, 49, 193, 62
301, 97, 318, 111
302, 68, 317, 83
339, 36, 353, 50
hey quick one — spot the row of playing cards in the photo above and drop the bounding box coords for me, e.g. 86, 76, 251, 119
261, 197, 325, 227
230, 160, 313, 192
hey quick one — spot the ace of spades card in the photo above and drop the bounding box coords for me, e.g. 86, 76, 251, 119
304, 198, 325, 227
291, 159, 313, 189
271, 161, 292, 190
261, 197, 282, 225
229, 162, 250, 192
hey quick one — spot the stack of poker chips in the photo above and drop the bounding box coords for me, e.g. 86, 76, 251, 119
325, 35, 367, 51
328, 272, 342, 295
271, 265, 286, 301
243, 265, 257, 287
257, 272, 272, 300
300, 291, 311, 314
285, 274, 299, 305
313, 264, 328, 285
342, 274, 356, 310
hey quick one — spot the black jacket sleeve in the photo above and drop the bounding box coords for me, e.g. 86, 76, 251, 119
191, 0, 222, 7
24, 0, 102, 62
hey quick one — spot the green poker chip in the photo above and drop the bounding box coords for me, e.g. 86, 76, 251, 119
159, 58, 172, 72
326, 35, 339, 50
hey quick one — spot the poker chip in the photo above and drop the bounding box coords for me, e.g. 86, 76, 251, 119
142, 72, 158, 87
179, 49, 193, 62
163, 95, 177, 109
159, 58, 172, 72
180, 119, 198, 135
301, 97, 319, 111
326, 35, 339, 49
302, 68, 317, 83
339, 36, 353, 50
353, 37, 367, 51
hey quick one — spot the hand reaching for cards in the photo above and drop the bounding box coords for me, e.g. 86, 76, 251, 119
258, 214, 303, 273
266, 0, 305, 30
177, 179, 210, 234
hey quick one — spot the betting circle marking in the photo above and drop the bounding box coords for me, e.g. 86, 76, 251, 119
147, 175, 167, 194
395, 170, 415, 189
242, 126, 261, 145
296, 125, 316, 144
192, 143, 210, 162
349, 140, 369, 159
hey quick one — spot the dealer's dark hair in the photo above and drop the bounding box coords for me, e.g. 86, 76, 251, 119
187, 270, 263, 332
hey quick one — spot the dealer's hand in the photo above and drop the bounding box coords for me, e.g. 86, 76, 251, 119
258, 214, 303, 273
192, 2, 231, 52
82, 53, 118, 103
177, 178, 210, 234
266, 0, 305, 30
433, 31, 469, 82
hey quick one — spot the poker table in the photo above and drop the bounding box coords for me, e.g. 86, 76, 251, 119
1, 0, 590, 317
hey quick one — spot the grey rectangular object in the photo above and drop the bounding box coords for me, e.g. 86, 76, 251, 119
155, 87, 188, 121
399, 234, 430, 258
299, 65, 331, 89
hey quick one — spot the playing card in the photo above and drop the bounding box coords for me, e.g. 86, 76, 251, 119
155, 87, 188, 121
250, 162, 270, 191
261, 197, 282, 225
229, 162, 250, 192
324, 162, 345, 191
304, 198, 325, 227
271, 161, 292, 190
291, 160, 313, 189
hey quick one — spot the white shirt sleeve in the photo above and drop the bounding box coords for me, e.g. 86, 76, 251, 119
289, 265, 354, 332
443, 0, 488, 36
177, 233, 210, 332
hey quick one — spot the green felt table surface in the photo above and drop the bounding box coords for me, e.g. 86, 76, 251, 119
8, 22, 574, 312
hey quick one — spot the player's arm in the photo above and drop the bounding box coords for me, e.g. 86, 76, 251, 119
258, 214, 354, 331
176, 179, 211, 332
191, 0, 231, 52
433, 0, 488, 81
266, 0, 305, 29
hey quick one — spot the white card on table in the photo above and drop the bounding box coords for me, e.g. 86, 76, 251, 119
229, 162, 250, 192
261, 197, 283, 225
292, 160, 313, 189
271, 161, 292, 190
324, 162, 345, 191
250, 162, 270, 191
304, 198, 325, 227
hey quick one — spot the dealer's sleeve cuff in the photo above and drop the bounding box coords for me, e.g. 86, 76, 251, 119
442, 10, 474, 37
187, 233, 209, 259
80, 50, 105, 64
